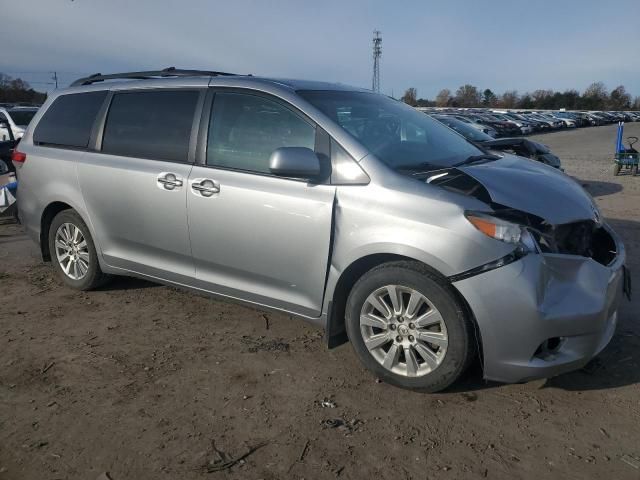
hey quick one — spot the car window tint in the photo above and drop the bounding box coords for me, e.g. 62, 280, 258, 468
9, 109, 37, 126
102, 90, 199, 162
33, 91, 107, 148
207, 93, 315, 174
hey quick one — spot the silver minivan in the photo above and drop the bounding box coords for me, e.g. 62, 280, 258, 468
14, 69, 629, 392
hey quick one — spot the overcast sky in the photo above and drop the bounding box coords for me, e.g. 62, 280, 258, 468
2, 0, 640, 99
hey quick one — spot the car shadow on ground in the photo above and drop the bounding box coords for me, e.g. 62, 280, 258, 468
579, 179, 623, 197
96, 275, 159, 291
441, 329, 640, 394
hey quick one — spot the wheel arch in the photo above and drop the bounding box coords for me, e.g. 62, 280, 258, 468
324, 251, 484, 371
325, 251, 469, 332
39, 201, 98, 262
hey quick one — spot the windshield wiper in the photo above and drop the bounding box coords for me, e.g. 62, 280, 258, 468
453, 154, 501, 167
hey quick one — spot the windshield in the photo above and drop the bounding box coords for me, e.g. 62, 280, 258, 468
8, 109, 37, 126
299, 90, 482, 169
432, 115, 494, 142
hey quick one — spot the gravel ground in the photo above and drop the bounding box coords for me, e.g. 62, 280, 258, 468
1, 123, 639, 480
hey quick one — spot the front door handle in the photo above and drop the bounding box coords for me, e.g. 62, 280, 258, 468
191, 178, 220, 197
157, 172, 184, 190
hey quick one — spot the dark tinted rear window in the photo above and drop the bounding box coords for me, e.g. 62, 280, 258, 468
102, 90, 199, 162
33, 91, 107, 148
8, 109, 38, 126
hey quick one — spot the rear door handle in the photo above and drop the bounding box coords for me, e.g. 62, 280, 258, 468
191, 178, 220, 197
157, 172, 184, 190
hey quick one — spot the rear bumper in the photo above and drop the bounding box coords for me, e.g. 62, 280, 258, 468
453, 235, 626, 383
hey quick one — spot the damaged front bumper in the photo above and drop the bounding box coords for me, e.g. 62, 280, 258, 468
453, 227, 626, 383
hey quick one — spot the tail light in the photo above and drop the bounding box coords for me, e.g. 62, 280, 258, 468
11, 149, 26, 164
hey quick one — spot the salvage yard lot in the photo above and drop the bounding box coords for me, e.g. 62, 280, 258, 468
1, 124, 640, 480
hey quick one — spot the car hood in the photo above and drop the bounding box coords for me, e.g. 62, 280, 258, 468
457, 155, 598, 224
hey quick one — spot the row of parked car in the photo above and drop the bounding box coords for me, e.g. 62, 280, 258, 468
418, 108, 640, 138
0, 104, 40, 142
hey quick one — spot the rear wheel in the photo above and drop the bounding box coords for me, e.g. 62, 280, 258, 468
613, 163, 621, 176
48, 210, 109, 290
345, 261, 473, 392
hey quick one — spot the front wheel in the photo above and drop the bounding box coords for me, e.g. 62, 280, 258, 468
345, 261, 474, 392
613, 163, 621, 176
632, 164, 639, 176
48, 210, 109, 290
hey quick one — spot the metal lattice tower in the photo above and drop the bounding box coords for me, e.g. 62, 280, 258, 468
372, 30, 382, 92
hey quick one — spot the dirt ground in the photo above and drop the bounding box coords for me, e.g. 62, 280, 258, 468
1, 124, 640, 480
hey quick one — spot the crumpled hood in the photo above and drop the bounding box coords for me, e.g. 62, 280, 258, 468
459, 155, 598, 224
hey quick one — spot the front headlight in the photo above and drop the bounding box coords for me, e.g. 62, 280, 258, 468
465, 212, 538, 253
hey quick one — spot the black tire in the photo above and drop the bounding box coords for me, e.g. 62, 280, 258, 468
345, 261, 473, 392
48, 209, 109, 290
632, 165, 638, 176
613, 163, 621, 176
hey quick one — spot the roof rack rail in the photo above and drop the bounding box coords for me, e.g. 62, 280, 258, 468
70, 67, 238, 86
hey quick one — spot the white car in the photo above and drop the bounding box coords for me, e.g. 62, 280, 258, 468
0, 107, 39, 140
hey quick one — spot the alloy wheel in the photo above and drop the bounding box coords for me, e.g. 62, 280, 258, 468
54, 223, 90, 280
360, 285, 448, 377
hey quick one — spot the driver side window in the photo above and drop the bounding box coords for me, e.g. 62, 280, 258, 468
207, 93, 316, 174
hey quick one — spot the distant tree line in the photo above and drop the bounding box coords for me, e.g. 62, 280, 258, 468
0, 74, 47, 104
400, 82, 640, 111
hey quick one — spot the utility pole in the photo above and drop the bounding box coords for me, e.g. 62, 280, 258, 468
372, 30, 382, 93
51, 72, 58, 89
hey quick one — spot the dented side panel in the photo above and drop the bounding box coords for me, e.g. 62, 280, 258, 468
321, 158, 517, 319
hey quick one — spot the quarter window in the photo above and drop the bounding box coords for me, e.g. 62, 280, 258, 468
102, 90, 199, 162
207, 93, 315, 174
33, 91, 107, 148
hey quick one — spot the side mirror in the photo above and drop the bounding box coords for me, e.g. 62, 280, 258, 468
269, 147, 320, 179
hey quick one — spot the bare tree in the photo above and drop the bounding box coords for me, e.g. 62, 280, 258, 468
401, 88, 418, 107
454, 84, 481, 107
609, 85, 632, 110
531, 89, 554, 108
582, 82, 608, 109
500, 90, 519, 109
435, 88, 452, 107
0, 72, 46, 104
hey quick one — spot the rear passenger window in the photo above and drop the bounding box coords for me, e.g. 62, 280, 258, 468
33, 91, 107, 148
102, 90, 199, 162
207, 93, 315, 174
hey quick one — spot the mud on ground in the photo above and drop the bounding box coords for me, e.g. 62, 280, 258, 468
1, 123, 639, 479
